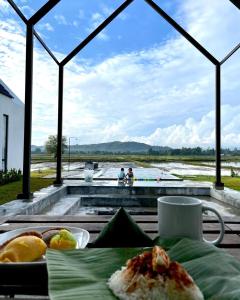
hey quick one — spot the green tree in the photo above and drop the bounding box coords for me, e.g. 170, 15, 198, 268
34, 147, 42, 154
45, 135, 67, 158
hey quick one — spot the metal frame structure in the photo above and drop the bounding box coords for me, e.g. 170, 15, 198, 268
229, 0, 240, 9
7, 0, 60, 199
6, 0, 240, 199
54, 0, 134, 185
2, 114, 9, 172
145, 0, 240, 189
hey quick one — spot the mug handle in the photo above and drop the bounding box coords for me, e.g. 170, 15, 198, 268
202, 206, 225, 245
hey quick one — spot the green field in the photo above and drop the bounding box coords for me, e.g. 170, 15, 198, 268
178, 175, 240, 191
0, 177, 53, 205
0, 154, 239, 204
32, 153, 240, 163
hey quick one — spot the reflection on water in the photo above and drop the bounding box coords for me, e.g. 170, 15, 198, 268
203, 161, 240, 168
151, 162, 231, 176
31, 161, 239, 177
99, 167, 177, 180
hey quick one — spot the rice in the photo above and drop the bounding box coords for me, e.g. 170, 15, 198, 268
107, 267, 168, 300
107, 246, 204, 300
107, 266, 204, 300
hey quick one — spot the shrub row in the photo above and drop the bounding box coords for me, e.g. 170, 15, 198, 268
0, 169, 22, 186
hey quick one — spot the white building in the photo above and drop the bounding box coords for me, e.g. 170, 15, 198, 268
0, 79, 24, 171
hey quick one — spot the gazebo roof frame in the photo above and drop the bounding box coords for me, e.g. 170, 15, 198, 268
6, 0, 240, 199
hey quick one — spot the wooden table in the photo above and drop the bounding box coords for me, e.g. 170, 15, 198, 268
1, 214, 240, 297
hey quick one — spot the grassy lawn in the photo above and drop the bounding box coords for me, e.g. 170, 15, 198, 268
179, 175, 240, 191
0, 177, 53, 205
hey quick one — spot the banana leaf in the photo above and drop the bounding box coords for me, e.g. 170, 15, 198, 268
46, 238, 240, 300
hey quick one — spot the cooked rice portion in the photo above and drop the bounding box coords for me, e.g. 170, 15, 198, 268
107, 246, 204, 300
108, 266, 167, 300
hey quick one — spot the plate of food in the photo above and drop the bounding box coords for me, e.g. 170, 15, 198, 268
0, 226, 90, 264
46, 238, 240, 300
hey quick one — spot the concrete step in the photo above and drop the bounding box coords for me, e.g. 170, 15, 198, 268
40, 195, 81, 215
68, 185, 210, 196
73, 206, 157, 216
79, 194, 158, 207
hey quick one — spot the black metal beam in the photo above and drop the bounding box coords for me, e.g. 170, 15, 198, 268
229, 0, 240, 9
215, 64, 224, 189
145, 0, 219, 65
34, 30, 59, 65
15, 0, 61, 199
17, 24, 34, 199
28, 0, 60, 25
61, 0, 134, 66
221, 43, 240, 65
54, 65, 64, 185
7, 0, 28, 24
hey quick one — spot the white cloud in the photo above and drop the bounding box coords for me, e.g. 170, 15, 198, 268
128, 105, 240, 148
72, 20, 79, 28
100, 4, 128, 21
176, 0, 240, 59
0, 0, 239, 148
86, 5, 128, 41
21, 5, 34, 17
96, 31, 109, 41
87, 12, 110, 41
38, 22, 54, 32
54, 14, 68, 25
78, 9, 85, 20
0, 0, 10, 11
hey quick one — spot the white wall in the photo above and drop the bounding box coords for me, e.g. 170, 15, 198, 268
0, 80, 24, 171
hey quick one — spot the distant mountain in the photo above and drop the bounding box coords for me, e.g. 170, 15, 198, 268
68, 141, 171, 154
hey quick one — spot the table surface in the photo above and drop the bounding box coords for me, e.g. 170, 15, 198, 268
1, 214, 240, 298
1, 214, 240, 259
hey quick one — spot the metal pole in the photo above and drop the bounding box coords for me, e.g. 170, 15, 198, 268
54, 64, 64, 185
215, 63, 224, 189
68, 137, 70, 172
17, 24, 34, 199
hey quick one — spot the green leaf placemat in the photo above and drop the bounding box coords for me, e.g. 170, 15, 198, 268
46, 239, 240, 300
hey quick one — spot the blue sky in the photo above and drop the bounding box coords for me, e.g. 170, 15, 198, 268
0, 0, 239, 147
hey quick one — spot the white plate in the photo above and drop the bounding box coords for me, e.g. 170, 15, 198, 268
0, 226, 90, 265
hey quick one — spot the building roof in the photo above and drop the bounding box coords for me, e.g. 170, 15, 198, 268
0, 82, 14, 99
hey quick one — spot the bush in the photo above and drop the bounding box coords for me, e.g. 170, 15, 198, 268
0, 168, 22, 186
230, 168, 238, 178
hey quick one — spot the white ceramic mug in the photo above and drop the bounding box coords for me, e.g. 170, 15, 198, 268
158, 196, 225, 245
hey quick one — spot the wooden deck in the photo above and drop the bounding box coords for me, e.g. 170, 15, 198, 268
1, 214, 240, 259
1, 214, 240, 298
